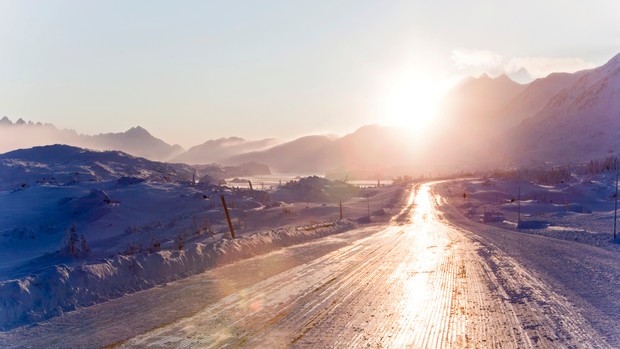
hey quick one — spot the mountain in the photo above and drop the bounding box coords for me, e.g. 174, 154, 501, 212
172, 136, 279, 165
227, 135, 336, 173
323, 125, 416, 175
437, 73, 527, 136
225, 125, 419, 177
501, 53, 620, 165
496, 71, 587, 132
84, 126, 184, 161
431, 52, 620, 169
0, 120, 183, 162
508, 67, 533, 84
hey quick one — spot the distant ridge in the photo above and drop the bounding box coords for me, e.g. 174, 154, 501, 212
0, 119, 183, 162
172, 136, 280, 165
225, 125, 418, 177
2, 53, 618, 172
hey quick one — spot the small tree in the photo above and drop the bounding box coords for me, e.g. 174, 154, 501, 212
64, 223, 80, 257
80, 234, 90, 254
147, 236, 161, 253
175, 233, 185, 250
201, 216, 215, 241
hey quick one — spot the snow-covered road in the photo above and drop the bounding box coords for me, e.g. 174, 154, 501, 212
2, 182, 617, 348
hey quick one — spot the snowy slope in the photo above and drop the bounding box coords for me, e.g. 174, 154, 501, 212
0, 144, 193, 191
504, 53, 620, 164
0, 144, 397, 329
497, 70, 587, 131
0, 145, 197, 280
431, 52, 620, 169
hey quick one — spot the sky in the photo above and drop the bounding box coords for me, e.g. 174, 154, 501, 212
0, 0, 619, 148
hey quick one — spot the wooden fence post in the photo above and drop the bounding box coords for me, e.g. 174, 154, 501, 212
220, 195, 236, 239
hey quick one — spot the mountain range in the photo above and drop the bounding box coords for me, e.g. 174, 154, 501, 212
223, 51, 620, 173
1, 52, 619, 175
0, 120, 184, 162
171, 137, 279, 165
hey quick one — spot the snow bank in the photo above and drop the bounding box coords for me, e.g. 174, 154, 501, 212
438, 175, 620, 252
0, 219, 355, 329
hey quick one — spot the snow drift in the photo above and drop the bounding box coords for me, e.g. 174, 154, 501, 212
0, 219, 355, 329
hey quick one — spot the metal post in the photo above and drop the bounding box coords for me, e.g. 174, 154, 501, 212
339, 202, 343, 220
614, 173, 618, 239
367, 193, 370, 218
220, 195, 236, 239
517, 186, 521, 227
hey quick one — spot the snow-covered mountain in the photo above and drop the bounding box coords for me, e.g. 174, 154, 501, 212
502, 53, 620, 164
497, 71, 587, 130
0, 119, 183, 162
2, 52, 618, 172
435, 52, 620, 168
172, 136, 279, 165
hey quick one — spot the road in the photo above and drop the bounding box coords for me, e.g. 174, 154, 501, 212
2, 182, 617, 348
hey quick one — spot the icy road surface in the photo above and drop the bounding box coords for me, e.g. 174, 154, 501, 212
2, 182, 618, 348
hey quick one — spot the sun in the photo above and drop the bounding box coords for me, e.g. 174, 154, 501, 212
378, 70, 446, 137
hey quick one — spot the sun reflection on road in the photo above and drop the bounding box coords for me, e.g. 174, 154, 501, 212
413, 184, 435, 222
393, 183, 453, 347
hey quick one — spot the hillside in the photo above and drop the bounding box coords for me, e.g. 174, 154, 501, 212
0, 144, 193, 191
501, 53, 620, 165
433, 52, 620, 168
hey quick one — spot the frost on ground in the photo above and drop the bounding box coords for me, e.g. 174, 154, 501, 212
436, 170, 620, 252
0, 145, 404, 330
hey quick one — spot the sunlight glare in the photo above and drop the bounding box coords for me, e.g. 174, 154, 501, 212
379, 70, 449, 138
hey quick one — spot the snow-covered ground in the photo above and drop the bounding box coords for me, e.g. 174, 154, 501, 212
435, 173, 620, 252
3, 182, 617, 348
0, 145, 406, 329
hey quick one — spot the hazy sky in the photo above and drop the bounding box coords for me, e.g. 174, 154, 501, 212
1, 0, 618, 148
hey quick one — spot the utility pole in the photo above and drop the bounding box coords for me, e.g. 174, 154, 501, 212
339, 201, 343, 220
614, 173, 618, 239
517, 186, 521, 227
